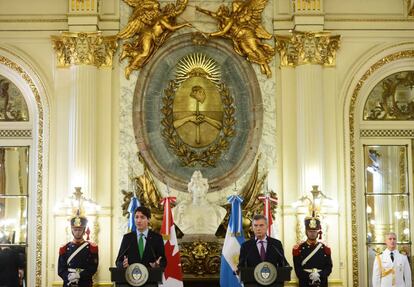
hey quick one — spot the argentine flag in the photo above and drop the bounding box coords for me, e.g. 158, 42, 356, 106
127, 195, 140, 232
220, 195, 245, 287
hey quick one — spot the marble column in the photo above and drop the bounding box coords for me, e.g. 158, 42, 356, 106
51, 32, 117, 197
68, 65, 98, 197
275, 31, 340, 196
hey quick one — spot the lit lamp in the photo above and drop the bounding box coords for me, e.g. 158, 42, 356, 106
292, 185, 336, 243
54, 186, 100, 241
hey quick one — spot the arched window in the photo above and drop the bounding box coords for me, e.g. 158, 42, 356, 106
0, 76, 30, 286
0, 48, 48, 287
351, 65, 414, 286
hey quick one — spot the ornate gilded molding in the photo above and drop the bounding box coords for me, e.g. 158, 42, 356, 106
360, 129, 414, 137
69, 0, 98, 14
292, 0, 323, 13
275, 31, 340, 67
180, 240, 222, 276
51, 32, 117, 68
196, 0, 275, 77
349, 49, 414, 287
408, 0, 414, 16
0, 51, 45, 287
364, 71, 414, 120
0, 129, 31, 138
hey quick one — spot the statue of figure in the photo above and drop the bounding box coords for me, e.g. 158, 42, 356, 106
173, 171, 226, 235
118, 0, 191, 79
196, 0, 275, 78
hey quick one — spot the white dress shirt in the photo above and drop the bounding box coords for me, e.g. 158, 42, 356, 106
372, 249, 412, 287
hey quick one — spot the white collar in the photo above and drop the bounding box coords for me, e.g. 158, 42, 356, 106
255, 236, 268, 243
383, 249, 399, 255
136, 229, 149, 238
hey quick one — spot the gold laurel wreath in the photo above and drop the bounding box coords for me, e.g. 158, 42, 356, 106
161, 80, 236, 167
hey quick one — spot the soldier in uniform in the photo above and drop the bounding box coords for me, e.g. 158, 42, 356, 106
372, 232, 411, 287
292, 214, 332, 287
58, 211, 99, 287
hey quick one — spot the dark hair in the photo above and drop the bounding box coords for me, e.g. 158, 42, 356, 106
134, 206, 151, 219
253, 214, 268, 224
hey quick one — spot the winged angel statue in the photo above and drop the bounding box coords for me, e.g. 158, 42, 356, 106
118, 0, 191, 79
196, 0, 275, 78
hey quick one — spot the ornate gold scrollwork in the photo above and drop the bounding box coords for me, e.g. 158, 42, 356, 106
117, 0, 191, 79
121, 153, 164, 231
196, 0, 275, 77
161, 53, 236, 167
217, 156, 276, 238
408, 0, 414, 16
364, 71, 414, 120
180, 240, 222, 275
275, 31, 340, 67
51, 32, 117, 68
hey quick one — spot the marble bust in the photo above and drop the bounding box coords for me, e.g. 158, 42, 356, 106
173, 171, 226, 235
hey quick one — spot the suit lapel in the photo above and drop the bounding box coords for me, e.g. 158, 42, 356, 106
130, 232, 140, 262
251, 239, 261, 262
143, 231, 152, 262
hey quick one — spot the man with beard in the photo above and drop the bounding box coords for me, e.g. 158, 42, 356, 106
293, 214, 332, 287
58, 211, 99, 287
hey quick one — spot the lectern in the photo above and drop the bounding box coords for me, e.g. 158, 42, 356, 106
109, 267, 162, 287
240, 265, 292, 287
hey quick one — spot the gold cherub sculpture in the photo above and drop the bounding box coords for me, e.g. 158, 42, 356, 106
118, 0, 191, 79
196, 0, 275, 78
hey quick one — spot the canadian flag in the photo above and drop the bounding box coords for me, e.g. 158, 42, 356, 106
160, 197, 183, 287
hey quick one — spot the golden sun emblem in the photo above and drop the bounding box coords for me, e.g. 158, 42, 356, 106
161, 53, 236, 167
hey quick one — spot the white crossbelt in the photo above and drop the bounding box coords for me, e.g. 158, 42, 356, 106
67, 242, 89, 265
301, 243, 323, 266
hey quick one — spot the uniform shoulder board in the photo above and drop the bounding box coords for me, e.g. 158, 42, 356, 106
59, 243, 68, 255
323, 244, 331, 256
292, 244, 301, 256
88, 241, 98, 253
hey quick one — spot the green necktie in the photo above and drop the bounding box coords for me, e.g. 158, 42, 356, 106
138, 233, 144, 259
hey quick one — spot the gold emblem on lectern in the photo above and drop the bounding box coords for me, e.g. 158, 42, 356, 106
161, 53, 236, 167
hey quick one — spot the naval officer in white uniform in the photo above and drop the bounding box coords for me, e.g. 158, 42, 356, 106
372, 232, 411, 287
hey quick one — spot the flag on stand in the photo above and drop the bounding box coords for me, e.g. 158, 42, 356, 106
127, 195, 140, 232
160, 197, 183, 287
258, 194, 278, 237
220, 195, 245, 287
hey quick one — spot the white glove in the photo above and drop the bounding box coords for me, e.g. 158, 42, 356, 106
68, 271, 80, 283
309, 269, 321, 285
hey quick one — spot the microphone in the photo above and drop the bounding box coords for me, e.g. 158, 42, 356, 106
116, 244, 131, 268
144, 234, 163, 268
243, 238, 259, 268
268, 241, 290, 267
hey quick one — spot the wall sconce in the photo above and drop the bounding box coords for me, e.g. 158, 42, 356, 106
292, 185, 337, 243
54, 186, 101, 242
54, 187, 100, 216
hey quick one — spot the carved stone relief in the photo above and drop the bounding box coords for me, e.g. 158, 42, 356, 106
133, 33, 263, 191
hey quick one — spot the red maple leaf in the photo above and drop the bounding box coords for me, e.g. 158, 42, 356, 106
164, 241, 183, 281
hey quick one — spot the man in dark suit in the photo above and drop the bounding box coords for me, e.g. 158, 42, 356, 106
116, 206, 167, 269
238, 214, 289, 286
0, 239, 24, 287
